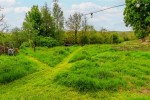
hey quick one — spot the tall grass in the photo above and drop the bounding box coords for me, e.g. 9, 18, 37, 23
21, 46, 79, 67
0, 55, 37, 83
54, 44, 150, 92
54, 60, 127, 92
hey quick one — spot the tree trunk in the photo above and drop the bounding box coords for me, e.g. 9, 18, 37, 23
75, 30, 77, 44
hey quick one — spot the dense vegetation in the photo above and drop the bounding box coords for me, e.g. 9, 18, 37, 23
21, 46, 79, 67
0, 0, 150, 100
0, 42, 150, 99
0, 54, 37, 83
0, 1, 139, 49
55, 44, 150, 92
124, 0, 150, 40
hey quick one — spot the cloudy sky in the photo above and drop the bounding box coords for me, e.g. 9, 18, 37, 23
0, 0, 132, 31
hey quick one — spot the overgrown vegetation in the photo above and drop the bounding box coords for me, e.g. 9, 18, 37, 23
124, 0, 150, 40
0, 55, 37, 83
0, 0, 150, 99
21, 46, 79, 67
0, 42, 150, 99
54, 44, 150, 92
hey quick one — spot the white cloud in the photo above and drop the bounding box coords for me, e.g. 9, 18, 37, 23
64, 2, 129, 31
0, 0, 16, 6
70, 2, 121, 14
1, 7, 13, 13
14, 7, 30, 13
1, 7, 30, 14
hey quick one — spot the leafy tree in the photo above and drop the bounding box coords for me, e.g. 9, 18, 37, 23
41, 3, 55, 37
124, 0, 150, 40
66, 12, 82, 44
53, 0, 64, 41
23, 5, 42, 50
11, 27, 27, 48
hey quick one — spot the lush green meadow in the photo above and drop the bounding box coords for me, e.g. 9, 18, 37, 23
0, 55, 38, 84
0, 41, 150, 100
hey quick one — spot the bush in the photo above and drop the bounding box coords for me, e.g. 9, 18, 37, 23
37, 36, 59, 48
111, 33, 121, 43
79, 35, 89, 45
20, 42, 31, 49
89, 34, 104, 44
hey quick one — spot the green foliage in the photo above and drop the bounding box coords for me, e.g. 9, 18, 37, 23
21, 46, 78, 67
54, 60, 127, 92
0, 55, 37, 83
79, 34, 89, 45
124, 0, 150, 39
89, 33, 104, 44
0, 43, 150, 99
53, 0, 64, 41
111, 33, 121, 43
11, 27, 27, 48
20, 42, 31, 49
64, 31, 136, 45
148, 34, 150, 41
23, 5, 42, 36
55, 45, 150, 92
37, 36, 59, 48
40, 3, 55, 37
66, 13, 82, 44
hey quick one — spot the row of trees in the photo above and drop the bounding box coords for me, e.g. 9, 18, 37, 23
24, 0, 150, 46
23, 0, 64, 48
0, 0, 149, 49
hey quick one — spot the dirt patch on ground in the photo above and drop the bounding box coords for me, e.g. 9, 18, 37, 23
140, 89, 150, 95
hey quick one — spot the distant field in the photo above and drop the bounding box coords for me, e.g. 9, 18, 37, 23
0, 41, 150, 100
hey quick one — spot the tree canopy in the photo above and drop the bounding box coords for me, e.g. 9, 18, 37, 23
66, 12, 82, 44
53, 0, 64, 41
124, 0, 150, 39
41, 3, 55, 37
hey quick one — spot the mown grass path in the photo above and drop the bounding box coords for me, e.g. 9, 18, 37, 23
0, 47, 83, 99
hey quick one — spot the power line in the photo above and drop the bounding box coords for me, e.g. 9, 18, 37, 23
82, 4, 126, 17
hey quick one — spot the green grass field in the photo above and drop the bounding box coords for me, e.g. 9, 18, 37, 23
0, 41, 150, 100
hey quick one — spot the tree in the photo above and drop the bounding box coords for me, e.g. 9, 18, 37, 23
124, 0, 150, 41
0, 7, 8, 32
66, 12, 82, 44
100, 27, 108, 33
11, 27, 27, 48
82, 16, 88, 33
53, 0, 64, 41
23, 5, 42, 50
41, 3, 55, 37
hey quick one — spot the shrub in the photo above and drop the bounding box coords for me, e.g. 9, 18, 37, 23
89, 34, 104, 44
38, 36, 59, 48
20, 42, 31, 49
79, 35, 89, 45
111, 33, 121, 43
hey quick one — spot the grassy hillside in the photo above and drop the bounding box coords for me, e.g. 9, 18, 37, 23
0, 41, 150, 100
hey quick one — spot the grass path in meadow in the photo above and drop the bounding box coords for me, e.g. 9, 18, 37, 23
27, 46, 83, 76
0, 47, 83, 99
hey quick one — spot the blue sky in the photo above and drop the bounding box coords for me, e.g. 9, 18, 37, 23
0, 0, 131, 31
